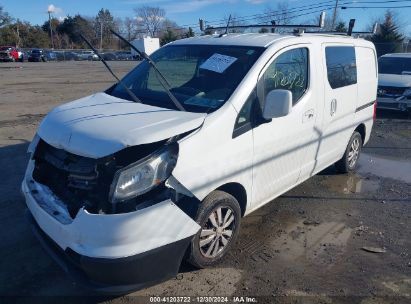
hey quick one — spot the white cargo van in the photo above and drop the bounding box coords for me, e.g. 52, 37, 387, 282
377, 53, 411, 112
22, 32, 377, 293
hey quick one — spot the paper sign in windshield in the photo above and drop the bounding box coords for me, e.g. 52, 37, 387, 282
200, 53, 237, 74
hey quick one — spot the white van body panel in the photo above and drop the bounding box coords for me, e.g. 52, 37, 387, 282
173, 102, 254, 206
37, 92, 206, 158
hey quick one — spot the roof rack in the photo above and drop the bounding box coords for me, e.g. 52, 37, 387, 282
306, 19, 378, 36
199, 13, 378, 37
199, 12, 326, 36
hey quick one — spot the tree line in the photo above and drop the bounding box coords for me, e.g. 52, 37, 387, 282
0, 6, 194, 49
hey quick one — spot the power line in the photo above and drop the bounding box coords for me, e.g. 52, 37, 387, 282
342, 5, 411, 8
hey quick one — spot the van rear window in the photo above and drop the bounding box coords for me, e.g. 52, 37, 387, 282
325, 46, 357, 89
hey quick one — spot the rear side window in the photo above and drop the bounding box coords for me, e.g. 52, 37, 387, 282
325, 46, 357, 89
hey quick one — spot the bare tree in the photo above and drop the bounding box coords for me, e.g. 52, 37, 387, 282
259, 2, 294, 33
224, 14, 247, 33
134, 6, 165, 37
0, 6, 12, 27
119, 17, 139, 41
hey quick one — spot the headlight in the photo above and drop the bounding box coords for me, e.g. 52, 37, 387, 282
110, 144, 178, 203
403, 88, 411, 97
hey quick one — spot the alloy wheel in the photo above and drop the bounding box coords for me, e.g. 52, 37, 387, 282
199, 206, 235, 258
348, 137, 360, 168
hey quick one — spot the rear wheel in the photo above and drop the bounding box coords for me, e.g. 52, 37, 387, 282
335, 131, 362, 173
187, 190, 241, 268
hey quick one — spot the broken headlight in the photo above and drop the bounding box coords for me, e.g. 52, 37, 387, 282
403, 88, 411, 97
110, 144, 178, 203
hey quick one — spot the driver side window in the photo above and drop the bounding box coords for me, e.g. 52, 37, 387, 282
262, 48, 309, 106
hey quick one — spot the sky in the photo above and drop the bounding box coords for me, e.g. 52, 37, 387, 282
1, 0, 411, 36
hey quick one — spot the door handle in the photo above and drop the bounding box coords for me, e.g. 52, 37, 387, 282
330, 99, 337, 116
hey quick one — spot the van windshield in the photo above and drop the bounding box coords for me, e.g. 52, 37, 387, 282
108, 44, 264, 113
378, 57, 411, 75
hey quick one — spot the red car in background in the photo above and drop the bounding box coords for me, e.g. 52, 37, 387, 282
0, 46, 24, 62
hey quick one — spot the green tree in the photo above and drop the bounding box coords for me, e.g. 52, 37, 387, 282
185, 27, 194, 38
95, 8, 115, 49
160, 28, 178, 45
335, 22, 347, 33
57, 15, 94, 48
371, 10, 404, 56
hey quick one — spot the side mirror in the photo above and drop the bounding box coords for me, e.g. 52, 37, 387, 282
262, 89, 292, 119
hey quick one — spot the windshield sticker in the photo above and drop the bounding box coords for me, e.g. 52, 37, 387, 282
200, 53, 238, 74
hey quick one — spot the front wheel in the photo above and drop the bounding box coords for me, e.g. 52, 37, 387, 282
187, 190, 241, 268
335, 131, 362, 173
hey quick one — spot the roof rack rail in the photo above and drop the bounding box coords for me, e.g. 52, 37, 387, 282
302, 19, 378, 36
199, 14, 378, 37
199, 12, 326, 35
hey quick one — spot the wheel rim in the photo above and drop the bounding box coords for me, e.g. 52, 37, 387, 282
348, 137, 360, 168
199, 206, 235, 258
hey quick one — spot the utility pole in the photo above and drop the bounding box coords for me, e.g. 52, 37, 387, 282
47, 10, 54, 49
100, 20, 104, 51
331, 0, 339, 30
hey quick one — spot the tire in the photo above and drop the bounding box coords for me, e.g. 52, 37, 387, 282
187, 190, 241, 268
335, 131, 362, 173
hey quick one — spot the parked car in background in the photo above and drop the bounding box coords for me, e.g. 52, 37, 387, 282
0, 46, 24, 62
377, 53, 411, 113
101, 52, 117, 61
28, 49, 47, 62
45, 51, 58, 61
66, 51, 82, 61
114, 51, 134, 61
79, 50, 99, 61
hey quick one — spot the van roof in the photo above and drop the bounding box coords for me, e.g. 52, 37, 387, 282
170, 33, 365, 48
380, 53, 411, 58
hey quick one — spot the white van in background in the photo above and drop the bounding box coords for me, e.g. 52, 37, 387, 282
377, 53, 411, 113
22, 33, 377, 293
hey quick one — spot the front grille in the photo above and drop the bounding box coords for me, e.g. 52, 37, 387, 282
32, 140, 118, 217
32, 139, 167, 217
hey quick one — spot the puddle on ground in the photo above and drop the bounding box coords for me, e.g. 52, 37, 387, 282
270, 220, 352, 262
358, 153, 411, 184
321, 174, 380, 194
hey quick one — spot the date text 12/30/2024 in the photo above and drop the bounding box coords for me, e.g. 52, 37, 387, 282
149, 296, 258, 303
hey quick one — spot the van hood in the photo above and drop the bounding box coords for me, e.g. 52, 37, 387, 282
38, 92, 206, 158
378, 73, 411, 87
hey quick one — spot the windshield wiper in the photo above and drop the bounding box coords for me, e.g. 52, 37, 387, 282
110, 29, 186, 112
79, 34, 142, 104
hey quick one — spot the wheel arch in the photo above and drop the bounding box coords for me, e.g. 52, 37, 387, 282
216, 182, 247, 217
354, 123, 366, 145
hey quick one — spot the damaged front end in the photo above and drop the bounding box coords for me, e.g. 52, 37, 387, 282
31, 138, 176, 217
22, 133, 201, 293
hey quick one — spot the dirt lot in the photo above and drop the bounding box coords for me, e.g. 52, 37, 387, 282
1, 61, 411, 303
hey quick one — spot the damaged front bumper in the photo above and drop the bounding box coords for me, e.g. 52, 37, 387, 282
22, 160, 200, 294
377, 97, 411, 112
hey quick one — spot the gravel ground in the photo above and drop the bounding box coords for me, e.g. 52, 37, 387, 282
0, 61, 410, 304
